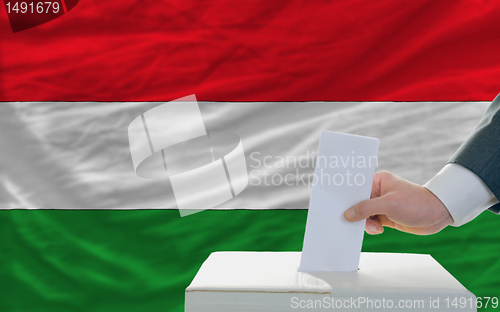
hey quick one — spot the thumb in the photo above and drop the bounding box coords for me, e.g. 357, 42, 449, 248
344, 196, 394, 222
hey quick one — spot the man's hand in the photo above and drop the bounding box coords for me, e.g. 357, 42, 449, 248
343, 171, 454, 235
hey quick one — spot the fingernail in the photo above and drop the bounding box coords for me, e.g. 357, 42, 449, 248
347, 208, 356, 220
368, 224, 378, 233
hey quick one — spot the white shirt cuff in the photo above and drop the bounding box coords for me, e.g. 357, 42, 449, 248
424, 163, 499, 226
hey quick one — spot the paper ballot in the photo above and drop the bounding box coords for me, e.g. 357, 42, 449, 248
299, 131, 379, 272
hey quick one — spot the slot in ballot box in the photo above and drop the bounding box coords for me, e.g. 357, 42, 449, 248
185, 252, 476, 312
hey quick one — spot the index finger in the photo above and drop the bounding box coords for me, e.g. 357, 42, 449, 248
344, 195, 395, 222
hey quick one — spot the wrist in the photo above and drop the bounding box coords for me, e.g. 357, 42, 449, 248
423, 186, 454, 229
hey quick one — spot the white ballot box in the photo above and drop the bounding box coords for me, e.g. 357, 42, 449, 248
185, 252, 476, 312
186, 132, 476, 311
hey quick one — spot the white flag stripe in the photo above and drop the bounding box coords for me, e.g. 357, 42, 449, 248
0, 101, 489, 209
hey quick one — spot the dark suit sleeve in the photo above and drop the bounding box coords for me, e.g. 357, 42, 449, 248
448, 93, 500, 214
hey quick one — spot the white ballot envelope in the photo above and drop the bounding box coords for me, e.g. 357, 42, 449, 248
299, 131, 379, 272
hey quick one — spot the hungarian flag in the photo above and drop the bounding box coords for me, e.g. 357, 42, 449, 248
1, 1, 499, 311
